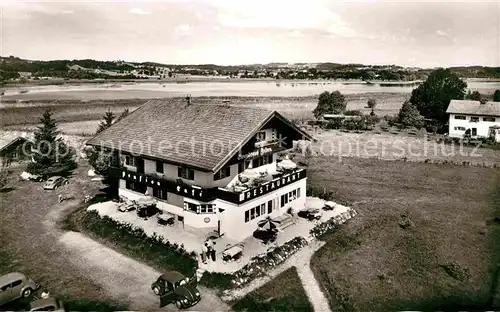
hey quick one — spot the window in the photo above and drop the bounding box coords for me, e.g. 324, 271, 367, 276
1, 284, 10, 292
238, 161, 250, 173
200, 204, 215, 213
250, 207, 256, 220
260, 203, 266, 215
454, 115, 466, 120
184, 202, 198, 213
178, 167, 194, 180
11, 152, 17, 159
152, 188, 167, 200
124, 155, 135, 166
214, 166, 231, 180
267, 200, 273, 214
11, 280, 22, 287
296, 188, 301, 198
255, 131, 266, 142
252, 154, 273, 168
255, 205, 261, 217
125, 180, 136, 191
484, 117, 496, 122
454, 127, 466, 131
281, 193, 289, 207
32, 307, 56, 312
156, 161, 164, 173
245, 210, 250, 222
470, 117, 479, 122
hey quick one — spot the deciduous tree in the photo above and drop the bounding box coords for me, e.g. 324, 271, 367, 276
493, 89, 500, 102
410, 68, 467, 124
465, 90, 482, 101
313, 91, 347, 119
398, 101, 424, 128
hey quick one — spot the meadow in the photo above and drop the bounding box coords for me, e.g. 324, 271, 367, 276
302, 155, 500, 311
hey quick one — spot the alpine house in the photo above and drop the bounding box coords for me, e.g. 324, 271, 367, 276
86, 99, 314, 242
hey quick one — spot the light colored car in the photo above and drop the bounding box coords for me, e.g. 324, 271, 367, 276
29, 298, 65, 312
43, 176, 68, 190
0, 272, 39, 306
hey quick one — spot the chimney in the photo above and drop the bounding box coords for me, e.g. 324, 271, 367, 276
185, 94, 192, 106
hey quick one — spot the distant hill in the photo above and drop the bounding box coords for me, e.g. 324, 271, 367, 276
1, 55, 499, 82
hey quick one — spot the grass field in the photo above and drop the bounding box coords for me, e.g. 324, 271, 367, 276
231, 267, 313, 312
310, 129, 500, 166
0, 93, 408, 130
302, 155, 500, 311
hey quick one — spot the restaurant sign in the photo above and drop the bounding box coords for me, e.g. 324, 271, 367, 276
119, 169, 211, 201
239, 169, 306, 203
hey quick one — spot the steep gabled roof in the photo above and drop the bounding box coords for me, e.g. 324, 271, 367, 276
86, 99, 313, 172
0, 136, 29, 153
446, 100, 500, 117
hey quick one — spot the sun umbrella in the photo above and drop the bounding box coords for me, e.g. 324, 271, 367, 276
137, 194, 157, 207
257, 217, 278, 231
278, 159, 297, 170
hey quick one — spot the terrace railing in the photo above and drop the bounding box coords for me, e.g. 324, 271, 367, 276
109, 167, 306, 205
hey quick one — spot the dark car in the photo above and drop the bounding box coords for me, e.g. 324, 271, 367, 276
137, 205, 160, 218
29, 298, 65, 312
297, 208, 322, 221
151, 271, 201, 309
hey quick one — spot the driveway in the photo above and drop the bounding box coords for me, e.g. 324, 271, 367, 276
59, 231, 229, 311
1, 165, 230, 311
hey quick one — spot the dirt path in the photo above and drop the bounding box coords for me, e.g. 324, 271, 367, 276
58, 232, 230, 311
222, 240, 331, 312
46, 200, 229, 311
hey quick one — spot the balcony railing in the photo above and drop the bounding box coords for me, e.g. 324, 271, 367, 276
109, 167, 306, 205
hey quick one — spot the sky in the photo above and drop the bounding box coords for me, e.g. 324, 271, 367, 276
1, 0, 499, 67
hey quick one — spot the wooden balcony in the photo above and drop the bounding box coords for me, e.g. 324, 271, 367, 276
110, 166, 306, 205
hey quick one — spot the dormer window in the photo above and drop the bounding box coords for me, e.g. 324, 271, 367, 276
255, 131, 266, 142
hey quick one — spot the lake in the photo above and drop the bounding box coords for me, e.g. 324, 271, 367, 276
1, 80, 499, 100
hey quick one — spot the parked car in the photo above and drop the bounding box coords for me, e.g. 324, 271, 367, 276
151, 271, 201, 309
0, 272, 39, 306
137, 205, 160, 218
43, 176, 68, 190
298, 208, 322, 221
28, 298, 65, 312
20, 172, 43, 182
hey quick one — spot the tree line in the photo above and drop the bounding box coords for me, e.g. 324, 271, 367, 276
314, 68, 500, 130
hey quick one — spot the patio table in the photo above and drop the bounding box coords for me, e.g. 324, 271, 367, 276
157, 213, 175, 221
223, 245, 243, 258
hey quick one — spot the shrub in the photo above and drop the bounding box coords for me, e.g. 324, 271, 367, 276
343, 110, 363, 116
325, 118, 343, 129
71, 210, 197, 276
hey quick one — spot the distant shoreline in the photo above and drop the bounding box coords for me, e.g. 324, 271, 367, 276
4, 77, 498, 89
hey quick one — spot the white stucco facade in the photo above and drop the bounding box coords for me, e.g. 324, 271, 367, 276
448, 113, 500, 139
117, 171, 307, 242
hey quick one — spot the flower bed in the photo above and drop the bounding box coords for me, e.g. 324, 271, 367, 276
310, 208, 358, 238
66, 209, 198, 276
229, 237, 308, 289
